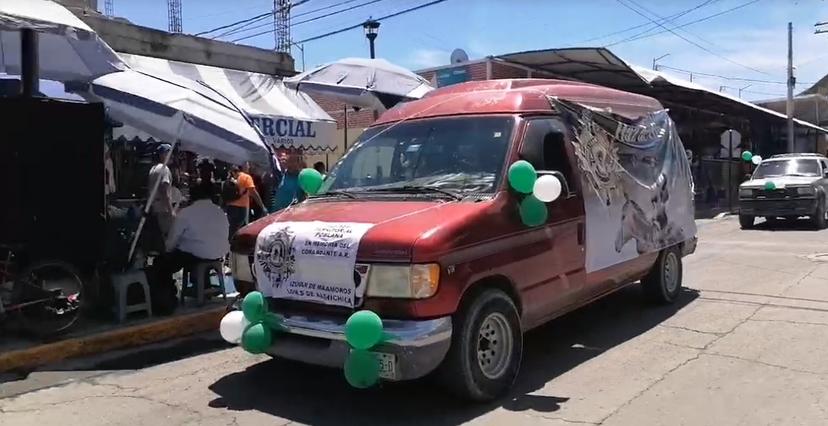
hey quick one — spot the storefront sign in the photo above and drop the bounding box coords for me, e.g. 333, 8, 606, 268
254, 221, 374, 308
250, 115, 337, 151
436, 66, 469, 87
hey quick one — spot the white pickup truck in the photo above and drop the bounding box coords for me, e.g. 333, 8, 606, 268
738, 153, 828, 229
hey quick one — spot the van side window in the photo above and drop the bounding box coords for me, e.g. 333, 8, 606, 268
520, 119, 576, 192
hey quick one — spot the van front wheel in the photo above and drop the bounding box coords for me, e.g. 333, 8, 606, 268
642, 247, 683, 304
437, 289, 522, 401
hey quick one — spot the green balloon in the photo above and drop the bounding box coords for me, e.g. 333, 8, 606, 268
519, 195, 548, 227
298, 168, 324, 195
344, 349, 380, 389
508, 160, 537, 194
345, 310, 383, 350
764, 181, 776, 190
242, 291, 266, 323
241, 322, 272, 354
741, 151, 753, 162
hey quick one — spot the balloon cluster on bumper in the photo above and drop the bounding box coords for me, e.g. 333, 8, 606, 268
219, 293, 387, 389
507, 160, 562, 227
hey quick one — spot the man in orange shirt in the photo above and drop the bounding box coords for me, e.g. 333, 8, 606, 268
225, 162, 267, 240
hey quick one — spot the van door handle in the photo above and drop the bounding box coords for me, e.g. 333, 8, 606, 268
577, 222, 585, 245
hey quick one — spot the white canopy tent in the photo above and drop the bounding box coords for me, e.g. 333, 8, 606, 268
0, 0, 123, 82
79, 69, 272, 166
284, 57, 433, 110
116, 53, 337, 152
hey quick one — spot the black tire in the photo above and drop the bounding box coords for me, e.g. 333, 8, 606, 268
14, 260, 84, 337
642, 247, 683, 304
739, 214, 755, 229
812, 197, 827, 230
437, 288, 522, 401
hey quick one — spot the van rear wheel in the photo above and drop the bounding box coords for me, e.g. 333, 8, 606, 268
739, 214, 755, 229
642, 247, 683, 304
437, 288, 522, 401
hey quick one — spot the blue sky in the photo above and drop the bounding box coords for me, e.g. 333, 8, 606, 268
110, 0, 828, 101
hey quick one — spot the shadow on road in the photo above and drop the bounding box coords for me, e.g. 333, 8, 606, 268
207, 285, 699, 426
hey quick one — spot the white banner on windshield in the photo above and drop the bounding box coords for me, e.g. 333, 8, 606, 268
253, 221, 374, 308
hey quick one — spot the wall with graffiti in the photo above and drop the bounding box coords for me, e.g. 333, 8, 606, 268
552, 98, 697, 274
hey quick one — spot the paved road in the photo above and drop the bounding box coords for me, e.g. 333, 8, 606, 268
3, 217, 828, 425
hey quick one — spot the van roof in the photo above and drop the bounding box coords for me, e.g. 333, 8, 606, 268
374, 79, 665, 126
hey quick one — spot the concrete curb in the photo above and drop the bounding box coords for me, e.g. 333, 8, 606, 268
0, 306, 226, 373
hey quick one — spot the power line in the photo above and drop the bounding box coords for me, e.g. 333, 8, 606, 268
213, 14, 272, 39
194, 0, 310, 37
296, 0, 449, 44
613, 0, 772, 76
293, 0, 362, 18
606, 0, 719, 48
607, 0, 762, 47
579, 0, 720, 44
293, 0, 385, 27
656, 64, 817, 86
227, 0, 385, 42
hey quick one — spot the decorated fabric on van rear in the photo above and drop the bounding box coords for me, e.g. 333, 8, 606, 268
253, 221, 374, 307
550, 98, 696, 273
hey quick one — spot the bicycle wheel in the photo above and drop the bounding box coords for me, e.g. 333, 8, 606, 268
15, 260, 84, 337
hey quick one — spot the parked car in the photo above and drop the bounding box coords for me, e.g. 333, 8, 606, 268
228, 79, 698, 401
738, 153, 828, 229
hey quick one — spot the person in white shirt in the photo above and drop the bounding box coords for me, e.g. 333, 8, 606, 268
149, 183, 229, 314
147, 144, 175, 240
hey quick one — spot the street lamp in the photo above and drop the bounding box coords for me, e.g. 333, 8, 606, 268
362, 18, 380, 59
738, 84, 752, 99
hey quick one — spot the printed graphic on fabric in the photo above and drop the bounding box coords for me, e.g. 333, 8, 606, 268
570, 107, 622, 206
256, 227, 297, 288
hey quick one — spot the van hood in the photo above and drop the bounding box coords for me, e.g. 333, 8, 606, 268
231, 199, 491, 261
740, 176, 820, 188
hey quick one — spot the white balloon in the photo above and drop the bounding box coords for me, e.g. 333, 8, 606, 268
219, 310, 248, 344
534, 175, 563, 202
751, 155, 763, 165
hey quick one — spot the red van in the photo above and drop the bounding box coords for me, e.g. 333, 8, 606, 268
229, 79, 697, 400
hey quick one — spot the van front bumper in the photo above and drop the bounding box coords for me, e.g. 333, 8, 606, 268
232, 306, 453, 381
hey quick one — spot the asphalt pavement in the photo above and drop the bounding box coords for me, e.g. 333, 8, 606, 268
2, 216, 828, 425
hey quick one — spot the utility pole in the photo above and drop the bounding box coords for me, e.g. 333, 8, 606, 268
652, 53, 669, 71
787, 22, 795, 153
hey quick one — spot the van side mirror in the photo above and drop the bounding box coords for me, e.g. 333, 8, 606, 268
536, 170, 570, 201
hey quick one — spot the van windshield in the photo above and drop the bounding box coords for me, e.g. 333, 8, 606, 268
321, 116, 514, 196
753, 159, 821, 178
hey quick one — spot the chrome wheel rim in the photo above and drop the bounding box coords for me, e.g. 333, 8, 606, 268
476, 312, 513, 379
664, 252, 679, 294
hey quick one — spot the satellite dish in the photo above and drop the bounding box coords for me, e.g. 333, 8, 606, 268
450, 48, 469, 64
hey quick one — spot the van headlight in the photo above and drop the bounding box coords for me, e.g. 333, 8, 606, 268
230, 252, 254, 283
796, 186, 816, 196
366, 264, 440, 298
738, 188, 754, 198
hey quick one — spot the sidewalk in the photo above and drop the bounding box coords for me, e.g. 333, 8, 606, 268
0, 273, 237, 374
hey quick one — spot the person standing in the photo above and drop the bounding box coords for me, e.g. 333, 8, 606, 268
225, 162, 267, 239
147, 144, 175, 242
271, 151, 307, 212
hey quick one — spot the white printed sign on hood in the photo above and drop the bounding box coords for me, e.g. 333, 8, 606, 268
253, 221, 374, 308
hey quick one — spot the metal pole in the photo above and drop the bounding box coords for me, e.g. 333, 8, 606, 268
728, 130, 734, 212
301, 43, 305, 72
343, 105, 348, 151
368, 37, 376, 59
787, 22, 796, 153
20, 29, 39, 97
